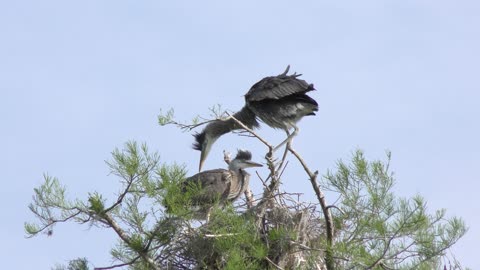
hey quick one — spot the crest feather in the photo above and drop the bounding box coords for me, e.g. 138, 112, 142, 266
234, 149, 252, 161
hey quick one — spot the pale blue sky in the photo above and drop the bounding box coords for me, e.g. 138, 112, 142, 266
1, 1, 479, 269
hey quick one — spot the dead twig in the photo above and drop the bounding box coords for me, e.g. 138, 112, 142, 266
94, 256, 141, 270
227, 112, 273, 150
265, 256, 285, 270
287, 145, 334, 270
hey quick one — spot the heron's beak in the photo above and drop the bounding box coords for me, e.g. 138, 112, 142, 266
199, 150, 207, 172
245, 160, 263, 168
199, 142, 211, 172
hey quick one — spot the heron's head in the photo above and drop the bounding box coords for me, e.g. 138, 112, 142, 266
193, 130, 218, 172
229, 150, 263, 170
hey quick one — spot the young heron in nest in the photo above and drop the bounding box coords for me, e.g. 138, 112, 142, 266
183, 150, 262, 221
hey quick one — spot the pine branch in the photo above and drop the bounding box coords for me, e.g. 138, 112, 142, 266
102, 213, 160, 270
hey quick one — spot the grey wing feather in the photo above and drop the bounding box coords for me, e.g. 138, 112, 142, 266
184, 169, 233, 204
245, 69, 315, 102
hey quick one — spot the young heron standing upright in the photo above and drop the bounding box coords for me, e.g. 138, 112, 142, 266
193, 66, 318, 171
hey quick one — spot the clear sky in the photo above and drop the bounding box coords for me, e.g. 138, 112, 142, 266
1, 1, 479, 269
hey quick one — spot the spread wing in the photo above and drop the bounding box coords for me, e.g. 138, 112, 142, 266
183, 169, 234, 205
245, 65, 315, 102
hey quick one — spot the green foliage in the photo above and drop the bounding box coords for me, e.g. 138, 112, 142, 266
52, 257, 89, 270
268, 226, 296, 255
87, 192, 105, 214
157, 105, 225, 129
158, 163, 201, 218
25, 174, 83, 238
324, 150, 467, 269
106, 141, 158, 179
25, 140, 467, 269
157, 108, 175, 126
189, 206, 267, 269
129, 233, 145, 252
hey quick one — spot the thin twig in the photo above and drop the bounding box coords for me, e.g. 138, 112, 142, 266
255, 171, 269, 189
226, 112, 272, 150
94, 256, 141, 270
289, 240, 326, 252
104, 174, 138, 213
204, 233, 239, 238
27, 209, 84, 237
326, 204, 346, 216
166, 119, 214, 132
265, 256, 285, 270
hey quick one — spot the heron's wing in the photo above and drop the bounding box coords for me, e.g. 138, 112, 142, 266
184, 169, 233, 204
245, 70, 315, 102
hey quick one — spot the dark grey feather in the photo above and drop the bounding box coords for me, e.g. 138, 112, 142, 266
192, 106, 259, 151
245, 66, 315, 102
193, 65, 317, 171
234, 150, 252, 161
192, 132, 205, 151
183, 169, 233, 205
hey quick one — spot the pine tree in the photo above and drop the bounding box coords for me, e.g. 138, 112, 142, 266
26, 109, 468, 270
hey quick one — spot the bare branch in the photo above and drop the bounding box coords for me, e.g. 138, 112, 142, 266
287, 144, 334, 270
265, 256, 285, 270
203, 233, 239, 238
163, 118, 214, 132
103, 175, 136, 213
226, 112, 273, 150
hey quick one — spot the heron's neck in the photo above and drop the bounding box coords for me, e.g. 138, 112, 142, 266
205, 106, 258, 140
228, 168, 250, 201
205, 118, 237, 140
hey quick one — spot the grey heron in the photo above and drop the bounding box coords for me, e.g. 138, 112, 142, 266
183, 150, 262, 220
193, 65, 318, 171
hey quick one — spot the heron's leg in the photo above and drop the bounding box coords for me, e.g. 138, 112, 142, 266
274, 130, 291, 171
265, 127, 297, 163
273, 125, 299, 152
